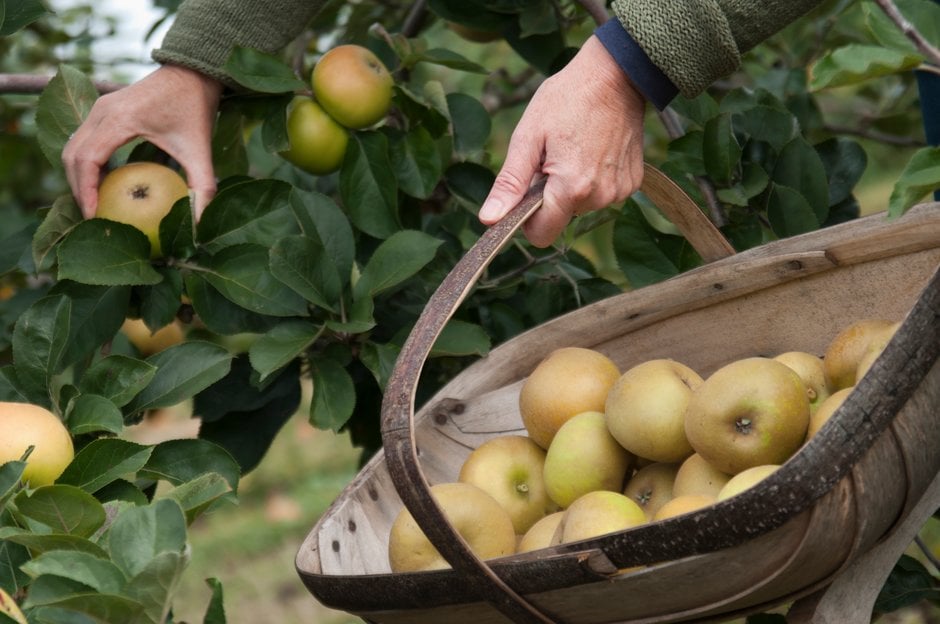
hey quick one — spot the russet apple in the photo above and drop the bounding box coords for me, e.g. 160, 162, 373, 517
653, 494, 716, 521
672, 452, 731, 499
552, 490, 646, 545
716, 464, 780, 501
806, 386, 853, 440
623, 461, 680, 520
311, 44, 393, 129
605, 358, 702, 463
517, 511, 565, 553
823, 318, 899, 390
773, 351, 830, 414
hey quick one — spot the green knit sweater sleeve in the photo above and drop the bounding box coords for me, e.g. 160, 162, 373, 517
610, 0, 825, 98
152, 0, 327, 89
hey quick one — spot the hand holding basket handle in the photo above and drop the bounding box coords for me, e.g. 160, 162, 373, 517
380, 166, 735, 623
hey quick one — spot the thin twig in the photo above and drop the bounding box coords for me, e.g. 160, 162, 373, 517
575, 0, 609, 27
0, 73, 123, 95
824, 122, 927, 147
401, 0, 428, 38
915, 535, 940, 575
657, 108, 729, 227
872, 0, 940, 67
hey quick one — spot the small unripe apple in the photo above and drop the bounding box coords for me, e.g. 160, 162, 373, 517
280, 96, 349, 175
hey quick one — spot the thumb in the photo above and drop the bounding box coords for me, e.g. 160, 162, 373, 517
176, 151, 217, 221
478, 132, 543, 225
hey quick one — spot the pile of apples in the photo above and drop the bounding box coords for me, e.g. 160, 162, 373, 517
387, 318, 900, 573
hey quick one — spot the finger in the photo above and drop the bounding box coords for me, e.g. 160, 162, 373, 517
521, 175, 578, 247
478, 128, 544, 225
174, 150, 217, 221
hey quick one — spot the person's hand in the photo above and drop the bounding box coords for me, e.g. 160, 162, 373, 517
62, 64, 223, 219
478, 35, 647, 247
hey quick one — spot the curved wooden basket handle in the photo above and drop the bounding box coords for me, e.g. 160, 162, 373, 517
380, 165, 734, 624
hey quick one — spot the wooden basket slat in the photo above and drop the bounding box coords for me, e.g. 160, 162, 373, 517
297, 203, 940, 624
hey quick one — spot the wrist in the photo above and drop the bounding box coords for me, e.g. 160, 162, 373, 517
593, 20, 678, 111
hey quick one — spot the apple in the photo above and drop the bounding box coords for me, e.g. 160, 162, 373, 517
96, 162, 189, 259
543, 411, 634, 509
387, 482, 516, 572
806, 386, 853, 440
0, 587, 27, 624
653, 494, 716, 521
823, 318, 899, 391
122, 318, 185, 357
519, 347, 620, 449
773, 351, 830, 414
855, 321, 900, 382
0, 402, 74, 487
458, 434, 554, 534
311, 44, 393, 129
517, 511, 565, 553
552, 490, 647, 545
280, 96, 349, 175
672, 452, 731, 499
605, 358, 702, 463
685, 357, 810, 475
623, 462, 680, 520
716, 464, 780, 501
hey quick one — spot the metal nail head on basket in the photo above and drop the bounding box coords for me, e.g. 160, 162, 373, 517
296, 164, 940, 624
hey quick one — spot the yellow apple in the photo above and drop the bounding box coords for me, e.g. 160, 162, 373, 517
280, 96, 349, 175
716, 464, 780, 501
552, 490, 647, 544
605, 358, 702, 463
685, 357, 810, 475
672, 453, 731, 499
311, 44, 394, 129
458, 434, 554, 534
653, 494, 716, 521
517, 511, 565, 553
854, 321, 900, 382
122, 318, 185, 357
519, 347, 620, 449
96, 162, 189, 259
623, 461, 680, 520
806, 386, 854, 440
824, 318, 899, 391
543, 411, 634, 509
773, 351, 830, 414
387, 482, 516, 572
0, 402, 74, 487
0, 586, 27, 624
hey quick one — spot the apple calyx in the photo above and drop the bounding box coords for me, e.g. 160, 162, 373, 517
735, 417, 753, 435
130, 184, 151, 200
516, 483, 530, 494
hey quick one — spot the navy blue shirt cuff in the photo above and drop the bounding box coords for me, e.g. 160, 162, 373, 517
595, 19, 678, 111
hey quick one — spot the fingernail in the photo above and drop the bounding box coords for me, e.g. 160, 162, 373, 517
479, 198, 504, 222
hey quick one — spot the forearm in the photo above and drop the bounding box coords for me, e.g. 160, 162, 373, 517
152, 0, 327, 89
610, 0, 826, 98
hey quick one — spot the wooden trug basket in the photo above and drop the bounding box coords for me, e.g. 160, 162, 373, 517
297, 166, 940, 624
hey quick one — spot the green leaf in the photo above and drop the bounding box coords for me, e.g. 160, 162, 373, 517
14, 486, 106, 537
0, 0, 49, 35
0, 461, 26, 508
703, 113, 742, 186
325, 295, 375, 334
25, 591, 145, 621
65, 394, 124, 436
32, 195, 83, 272
406, 48, 488, 73
269, 235, 340, 311
732, 105, 799, 152
888, 146, 940, 217
767, 183, 821, 237
248, 320, 321, 382
137, 267, 184, 331
0, 223, 36, 276
816, 137, 867, 206
161, 473, 233, 524
35, 65, 98, 168
445, 162, 496, 209
309, 358, 355, 431
202, 577, 227, 624
430, 320, 491, 357
810, 44, 922, 90
139, 438, 240, 491
123, 550, 188, 624
359, 341, 399, 391
128, 341, 232, 412
159, 198, 196, 260
212, 107, 249, 180
864, 0, 940, 55
0, 528, 108, 558
0, 539, 30, 594
95, 479, 149, 506
353, 230, 442, 299
668, 92, 719, 127
199, 244, 310, 317
11, 294, 71, 406
57, 439, 153, 495
57, 220, 163, 286
289, 188, 354, 291
448, 92, 492, 156
182, 273, 279, 336
21, 551, 126, 594
260, 95, 292, 153
49, 282, 132, 371
196, 179, 295, 254
666, 131, 706, 176
339, 132, 400, 239
875, 554, 940, 613
612, 200, 683, 288
772, 137, 829, 223
503, 18, 566, 75
223, 46, 306, 93
108, 499, 187, 578
387, 126, 443, 199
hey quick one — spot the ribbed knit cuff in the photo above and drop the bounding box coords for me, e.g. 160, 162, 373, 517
594, 19, 678, 110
